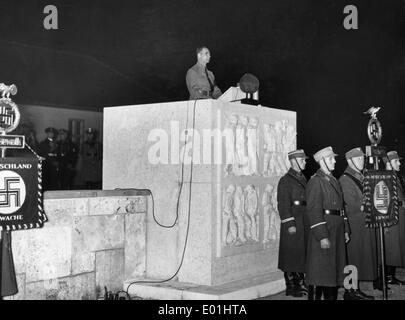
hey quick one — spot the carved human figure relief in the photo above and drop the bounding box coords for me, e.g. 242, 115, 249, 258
262, 183, 273, 243
284, 124, 296, 153
245, 184, 259, 242
235, 115, 249, 176
263, 123, 277, 176
233, 186, 247, 244
262, 124, 271, 176
247, 117, 259, 175
274, 121, 284, 153
224, 114, 238, 176
222, 184, 237, 246
268, 187, 281, 240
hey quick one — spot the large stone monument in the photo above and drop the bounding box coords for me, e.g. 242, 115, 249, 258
103, 98, 296, 298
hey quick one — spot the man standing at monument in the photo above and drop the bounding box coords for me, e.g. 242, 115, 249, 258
305, 146, 350, 300
81, 128, 102, 189
38, 127, 59, 191
57, 129, 78, 190
382, 151, 405, 286
277, 149, 309, 297
186, 46, 222, 100
339, 147, 376, 300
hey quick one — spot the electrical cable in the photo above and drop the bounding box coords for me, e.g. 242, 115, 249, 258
123, 98, 198, 297
151, 100, 191, 228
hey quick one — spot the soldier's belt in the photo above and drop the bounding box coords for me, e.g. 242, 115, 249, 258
292, 200, 306, 206
323, 209, 342, 216
47, 153, 57, 157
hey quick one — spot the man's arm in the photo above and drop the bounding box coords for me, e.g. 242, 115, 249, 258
210, 72, 222, 99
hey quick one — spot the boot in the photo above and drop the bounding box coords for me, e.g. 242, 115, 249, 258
330, 287, 339, 300
284, 272, 295, 296
386, 266, 405, 285
293, 273, 308, 296
356, 288, 375, 300
307, 285, 314, 300
284, 272, 304, 297
343, 289, 364, 300
322, 287, 332, 300
323, 287, 338, 300
315, 286, 323, 300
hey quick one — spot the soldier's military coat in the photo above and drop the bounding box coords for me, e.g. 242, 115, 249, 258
81, 140, 102, 184
38, 138, 59, 191
339, 167, 377, 281
382, 172, 405, 266
57, 139, 78, 189
277, 168, 308, 272
305, 169, 349, 287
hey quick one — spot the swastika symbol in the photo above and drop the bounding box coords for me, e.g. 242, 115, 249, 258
0, 170, 26, 214
0, 176, 21, 207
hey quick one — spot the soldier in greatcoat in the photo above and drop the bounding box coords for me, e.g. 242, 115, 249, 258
339, 147, 376, 300
38, 127, 59, 191
305, 146, 350, 300
382, 151, 405, 286
81, 128, 102, 189
57, 129, 78, 190
277, 149, 309, 297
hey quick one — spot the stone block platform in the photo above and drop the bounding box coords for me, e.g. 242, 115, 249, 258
124, 271, 285, 300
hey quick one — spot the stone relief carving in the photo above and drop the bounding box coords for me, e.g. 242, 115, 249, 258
222, 184, 238, 245
247, 117, 259, 176
262, 120, 296, 177
222, 184, 260, 247
245, 184, 259, 241
224, 114, 259, 177
262, 183, 280, 242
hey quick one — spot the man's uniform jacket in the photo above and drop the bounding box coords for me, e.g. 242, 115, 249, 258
277, 168, 308, 273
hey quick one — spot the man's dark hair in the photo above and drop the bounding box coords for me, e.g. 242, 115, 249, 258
196, 46, 208, 55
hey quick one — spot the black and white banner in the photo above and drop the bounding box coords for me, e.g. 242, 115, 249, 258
0, 157, 47, 231
364, 170, 399, 228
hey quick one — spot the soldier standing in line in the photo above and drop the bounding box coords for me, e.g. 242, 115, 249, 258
277, 149, 309, 298
305, 146, 350, 300
57, 129, 78, 190
81, 128, 102, 189
38, 127, 59, 191
382, 151, 405, 286
339, 147, 376, 300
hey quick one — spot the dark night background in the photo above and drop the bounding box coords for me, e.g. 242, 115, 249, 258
0, 0, 404, 176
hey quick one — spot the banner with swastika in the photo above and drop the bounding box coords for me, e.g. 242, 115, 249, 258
363, 170, 399, 228
0, 157, 47, 231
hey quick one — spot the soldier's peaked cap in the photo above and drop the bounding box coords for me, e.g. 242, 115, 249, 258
345, 147, 365, 160
288, 149, 308, 160
313, 146, 338, 163
387, 151, 402, 161
45, 127, 57, 134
